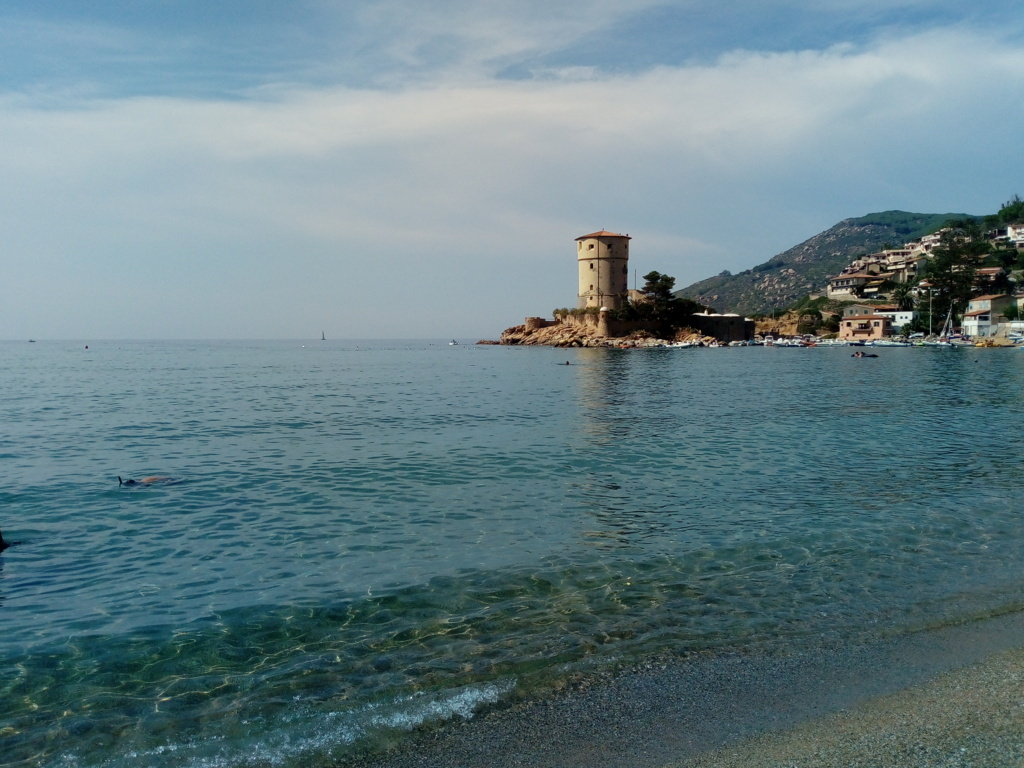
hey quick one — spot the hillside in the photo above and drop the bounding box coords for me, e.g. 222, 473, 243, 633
674, 211, 972, 315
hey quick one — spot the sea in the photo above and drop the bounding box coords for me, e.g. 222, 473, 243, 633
2, 339, 1024, 767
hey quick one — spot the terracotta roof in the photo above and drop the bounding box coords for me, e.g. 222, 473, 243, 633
963, 309, 992, 317
972, 294, 1009, 300
844, 315, 891, 321
977, 268, 1005, 275
829, 273, 875, 280
576, 230, 631, 240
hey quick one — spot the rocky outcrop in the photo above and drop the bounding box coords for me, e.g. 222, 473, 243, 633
499, 322, 600, 347
498, 321, 717, 347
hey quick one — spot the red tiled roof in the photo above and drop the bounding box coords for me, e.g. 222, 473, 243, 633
971, 294, 1009, 300
576, 230, 631, 240
963, 309, 992, 317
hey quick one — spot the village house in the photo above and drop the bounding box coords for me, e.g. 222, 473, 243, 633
826, 272, 877, 299
827, 247, 928, 300
871, 304, 918, 332
842, 304, 876, 318
840, 303, 917, 333
961, 294, 1013, 338
974, 266, 1009, 293
839, 313, 893, 342
859, 273, 894, 299
884, 254, 928, 284
988, 223, 1024, 251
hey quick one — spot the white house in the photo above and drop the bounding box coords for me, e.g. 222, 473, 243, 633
874, 308, 918, 332
961, 294, 1012, 337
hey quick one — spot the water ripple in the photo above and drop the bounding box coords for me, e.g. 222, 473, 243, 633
3, 341, 1024, 766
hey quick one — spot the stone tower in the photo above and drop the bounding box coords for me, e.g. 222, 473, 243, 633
576, 230, 630, 309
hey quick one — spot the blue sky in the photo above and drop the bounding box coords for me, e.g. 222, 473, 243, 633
2, 1, 1023, 339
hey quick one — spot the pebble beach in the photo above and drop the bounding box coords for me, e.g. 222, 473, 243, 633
360, 611, 1024, 768
681, 645, 1024, 768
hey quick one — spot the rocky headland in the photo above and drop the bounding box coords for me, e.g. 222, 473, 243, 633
491, 321, 716, 348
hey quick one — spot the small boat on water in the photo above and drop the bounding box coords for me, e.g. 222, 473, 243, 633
449, 339, 459, 346
321, 331, 325, 341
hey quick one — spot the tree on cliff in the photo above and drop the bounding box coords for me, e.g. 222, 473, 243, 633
641, 271, 677, 308
984, 194, 1024, 227
630, 271, 710, 329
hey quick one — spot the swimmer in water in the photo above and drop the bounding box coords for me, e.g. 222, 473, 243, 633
0, 529, 18, 552
119, 476, 174, 486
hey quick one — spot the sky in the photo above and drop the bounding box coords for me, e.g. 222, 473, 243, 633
1, 1, 1023, 339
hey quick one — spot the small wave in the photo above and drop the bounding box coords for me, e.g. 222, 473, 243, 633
48, 680, 517, 768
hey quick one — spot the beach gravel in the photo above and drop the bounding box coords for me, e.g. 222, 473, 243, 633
678, 646, 1024, 768
356, 611, 1024, 768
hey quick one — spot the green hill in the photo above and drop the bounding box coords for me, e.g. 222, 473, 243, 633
674, 211, 973, 315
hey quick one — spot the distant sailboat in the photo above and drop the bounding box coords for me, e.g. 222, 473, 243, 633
321, 331, 326, 341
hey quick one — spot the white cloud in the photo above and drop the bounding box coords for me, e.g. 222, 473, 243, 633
1, 23, 1023, 338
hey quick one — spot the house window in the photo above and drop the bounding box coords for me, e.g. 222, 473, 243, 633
590, 263, 594, 270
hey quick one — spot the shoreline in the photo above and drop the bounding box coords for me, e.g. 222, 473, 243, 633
356, 610, 1024, 768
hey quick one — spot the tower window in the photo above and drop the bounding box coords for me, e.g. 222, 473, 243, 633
590, 263, 594, 270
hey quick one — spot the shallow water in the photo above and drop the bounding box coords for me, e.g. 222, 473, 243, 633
2, 340, 1023, 767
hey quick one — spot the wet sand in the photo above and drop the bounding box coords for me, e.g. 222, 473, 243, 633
357, 610, 1024, 768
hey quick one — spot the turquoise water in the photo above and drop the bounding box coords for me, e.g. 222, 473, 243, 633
2, 340, 1024, 767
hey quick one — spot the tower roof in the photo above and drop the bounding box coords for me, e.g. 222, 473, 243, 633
575, 230, 630, 241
